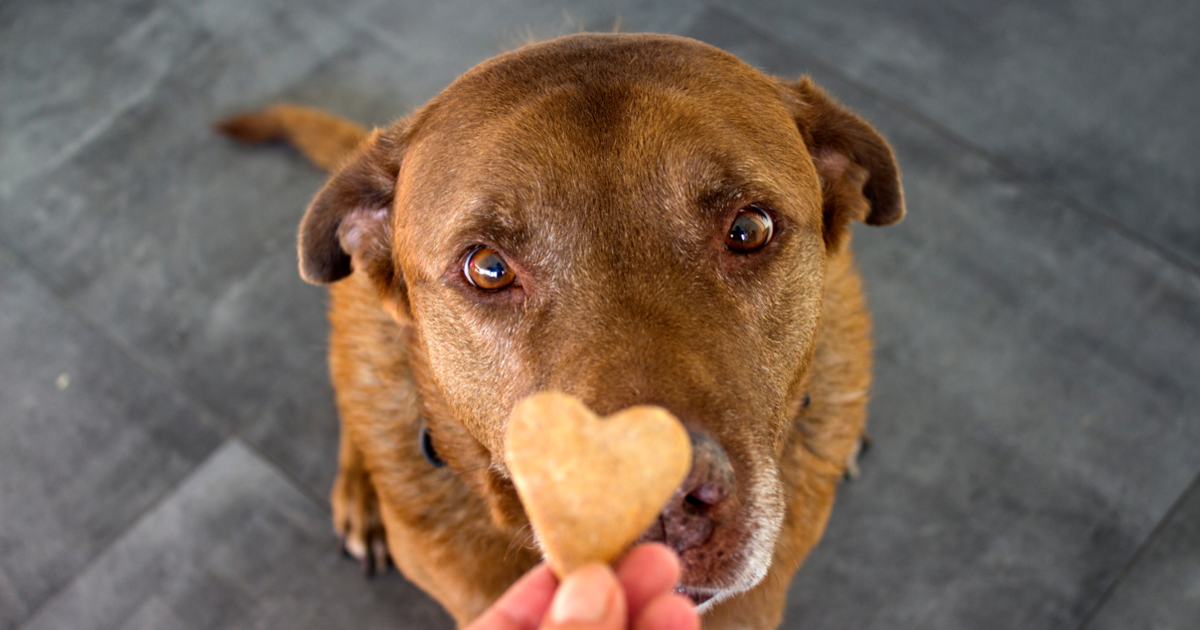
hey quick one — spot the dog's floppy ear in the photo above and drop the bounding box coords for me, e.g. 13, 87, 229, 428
298, 128, 403, 286
783, 77, 905, 250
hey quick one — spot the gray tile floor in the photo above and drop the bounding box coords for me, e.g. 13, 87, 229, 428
2, 1, 1197, 628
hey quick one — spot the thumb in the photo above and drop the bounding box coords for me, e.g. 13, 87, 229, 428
541, 564, 627, 630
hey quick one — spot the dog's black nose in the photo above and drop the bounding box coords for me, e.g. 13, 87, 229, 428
641, 430, 736, 553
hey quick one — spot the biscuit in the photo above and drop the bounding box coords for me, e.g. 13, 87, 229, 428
505, 392, 692, 577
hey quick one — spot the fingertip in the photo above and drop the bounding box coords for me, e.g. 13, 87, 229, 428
547, 563, 625, 627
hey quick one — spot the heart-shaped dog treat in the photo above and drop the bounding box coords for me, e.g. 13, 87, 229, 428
505, 392, 692, 577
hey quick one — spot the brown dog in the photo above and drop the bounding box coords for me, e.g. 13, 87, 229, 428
219, 33, 903, 629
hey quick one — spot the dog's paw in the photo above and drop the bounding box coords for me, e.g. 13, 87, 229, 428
331, 467, 391, 576
843, 432, 873, 481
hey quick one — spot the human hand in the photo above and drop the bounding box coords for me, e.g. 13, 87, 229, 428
465, 543, 700, 630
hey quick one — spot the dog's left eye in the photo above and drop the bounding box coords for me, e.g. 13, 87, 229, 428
464, 247, 516, 291
725, 206, 774, 253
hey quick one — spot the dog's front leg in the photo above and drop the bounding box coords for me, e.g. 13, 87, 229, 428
332, 423, 390, 575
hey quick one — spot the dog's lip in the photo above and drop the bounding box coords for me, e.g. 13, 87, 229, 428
674, 584, 718, 607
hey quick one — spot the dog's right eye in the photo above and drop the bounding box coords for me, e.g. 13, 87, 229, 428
464, 247, 516, 291
725, 206, 774, 253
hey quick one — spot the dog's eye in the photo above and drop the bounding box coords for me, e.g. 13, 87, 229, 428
725, 207, 774, 253
464, 247, 515, 291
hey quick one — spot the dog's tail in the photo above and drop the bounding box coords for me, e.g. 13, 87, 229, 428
215, 105, 369, 173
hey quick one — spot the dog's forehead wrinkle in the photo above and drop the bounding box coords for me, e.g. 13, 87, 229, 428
427, 125, 807, 294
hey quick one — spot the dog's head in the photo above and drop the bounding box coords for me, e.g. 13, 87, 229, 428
299, 34, 902, 608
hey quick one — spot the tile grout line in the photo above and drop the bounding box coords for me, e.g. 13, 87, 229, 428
0, 242, 337, 630
1072, 466, 1200, 630
710, 3, 1200, 283
227, 393, 336, 511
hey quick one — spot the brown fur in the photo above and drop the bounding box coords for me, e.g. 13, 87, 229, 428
218, 33, 902, 629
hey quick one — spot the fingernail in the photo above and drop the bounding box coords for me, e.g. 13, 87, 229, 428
549, 564, 615, 625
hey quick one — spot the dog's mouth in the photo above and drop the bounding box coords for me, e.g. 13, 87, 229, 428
674, 584, 718, 607
631, 477, 782, 612
631, 513, 736, 607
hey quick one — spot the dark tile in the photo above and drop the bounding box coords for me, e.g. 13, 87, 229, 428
1085, 477, 1200, 630
685, 12, 1200, 630
0, 255, 221, 630
0, 0, 181, 195
717, 0, 1200, 272
0, 0, 360, 428
20, 441, 454, 630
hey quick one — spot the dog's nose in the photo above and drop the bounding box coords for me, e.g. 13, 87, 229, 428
640, 430, 736, 553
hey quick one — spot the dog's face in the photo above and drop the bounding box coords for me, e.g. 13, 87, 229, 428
299, 34, 902, 608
